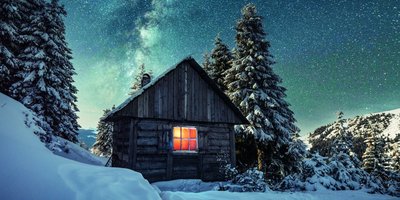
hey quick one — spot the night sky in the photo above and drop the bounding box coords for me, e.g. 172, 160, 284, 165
61, 0, 400, 135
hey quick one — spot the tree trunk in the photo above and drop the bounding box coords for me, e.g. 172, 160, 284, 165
256, 142, 265, 172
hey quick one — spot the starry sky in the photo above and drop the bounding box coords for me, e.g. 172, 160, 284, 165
61, 0, 400, 135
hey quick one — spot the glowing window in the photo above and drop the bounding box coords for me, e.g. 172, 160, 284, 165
173, 127, 197, 152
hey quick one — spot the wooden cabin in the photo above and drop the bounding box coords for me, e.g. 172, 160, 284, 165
104, 57, 248, 182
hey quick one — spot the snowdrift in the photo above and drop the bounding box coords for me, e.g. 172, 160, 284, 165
0, 93, 160, 200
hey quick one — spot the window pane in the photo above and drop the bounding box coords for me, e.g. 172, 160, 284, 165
181, 139, 189, 150
189, 128, 197, 139
182, 127, 189, 139
173, 127, 181, 138
173, 138, 181, 150
189, 140, 197, 150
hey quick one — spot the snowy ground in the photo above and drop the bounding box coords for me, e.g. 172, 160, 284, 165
0, 92, 397, 200
154, 180, 398, 200
161, 190, 398, 200
0, 93, 160, 200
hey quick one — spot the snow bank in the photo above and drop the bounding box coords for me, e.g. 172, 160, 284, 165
0, 93, 160, 200
50, 136, 106, 166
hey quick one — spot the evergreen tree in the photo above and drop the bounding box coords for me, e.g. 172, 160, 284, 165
331, 112, 353, 155
225, 4, 301, 180
362, 129, 387, 175
286, 132, 307, 174
92, 107, 114, 157
0, 1, 22, 95
204, 34, 233, 92
202, 52, 211, 73
382, 138, 393, 173
130, 63, 152, 94
392, 140, 400, 171
11, 0, 80, 142
46, 0, 80, 142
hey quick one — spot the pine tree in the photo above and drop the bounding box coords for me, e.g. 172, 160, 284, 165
286, 132, 307, 174
204, 34, 233, 92
392, 140, 400, 171
92, 107, 114, 157
331, 112, 353, 155
202, 52, 211, 73
225, 4, 301, 180
45, 0, 80, 142
11, 0, 80, 142
362, 129, 387, 175
329, 111, 362, 167
382, 138, 393, 173
0, 1, 22, 95
130, 63, 152, 94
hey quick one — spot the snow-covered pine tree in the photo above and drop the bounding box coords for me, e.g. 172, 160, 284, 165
130, 63, 152, 94
202, 52, 211, 74
204, 34, 233, 92
329, 112, 363, 168
392, 140, 400, 171
286, 132, 307, 174
331, 112, 353, 155
11, 0, 80, 142
225, 4, 301, 180
45, 0, 80, 142
362, 129, 388, 176
382, 138, 393, 173
0, 1, 22, 96
92, 107, 114, 157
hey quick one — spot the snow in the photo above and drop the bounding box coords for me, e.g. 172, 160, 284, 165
363, 108, 400, 139
156, 179, 397, 200
0, 93, 161, 200
161, 190, 398, 200
380, 111, 400, 139
50, 136, 106, 166
156, 179, 398, 200
153, 179, 221, 192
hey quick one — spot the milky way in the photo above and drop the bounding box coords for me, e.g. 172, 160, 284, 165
61, 0, 399, 134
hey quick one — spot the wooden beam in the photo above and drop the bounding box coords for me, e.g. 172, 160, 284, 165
229, 126, 236, 168
128, 119, 138, 169
184, 64, 188, 120
166, 128, 173, 179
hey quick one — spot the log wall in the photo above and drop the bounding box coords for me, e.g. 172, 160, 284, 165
111, 118, 235, 182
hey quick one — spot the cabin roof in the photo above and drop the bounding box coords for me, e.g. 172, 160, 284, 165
104, 57, 249, 124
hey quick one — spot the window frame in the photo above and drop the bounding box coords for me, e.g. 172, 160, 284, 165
172, 126, 198, 153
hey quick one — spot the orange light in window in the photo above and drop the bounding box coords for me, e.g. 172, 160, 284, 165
173, 126, 197, 151
173, 138, 181, 150
189, 128, 197, 138
189, 140, 197, 150
182, 127, 189, 138
173, 127, 181, 138
181, 139, 189, 150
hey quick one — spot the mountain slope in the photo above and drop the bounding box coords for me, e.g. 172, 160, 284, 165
308, 108, 400, 160
77, 129, 97, 148
0, 93, 160, 200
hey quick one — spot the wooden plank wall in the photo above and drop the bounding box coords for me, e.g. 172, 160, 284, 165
115, 63, 243, 124
111, 118, 132, 168
112, 119, 235, 182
